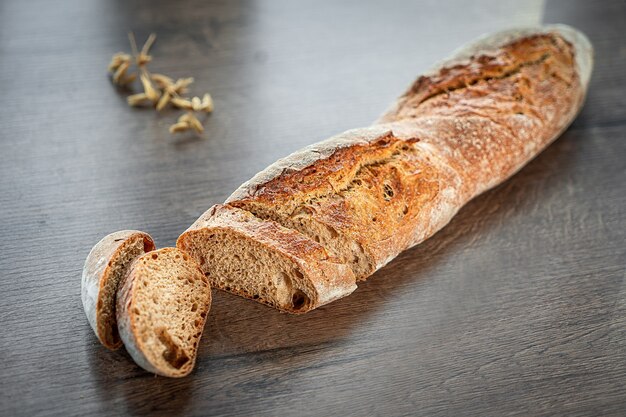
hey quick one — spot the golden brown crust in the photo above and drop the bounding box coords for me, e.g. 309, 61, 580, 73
378, 24, 592, 123
226, 126, 396, 204
229, 27, 590, 209
380, 34, 564, 121
380, 30, 585, 196
232, 29, 583, 205
229, 135, 467, 278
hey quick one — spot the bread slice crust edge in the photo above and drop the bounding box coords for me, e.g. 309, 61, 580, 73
81, 230, 155, 350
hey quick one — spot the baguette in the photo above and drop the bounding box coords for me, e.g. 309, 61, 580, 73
82, 230, 155, 349
116, 247, 211, 377
178, 25, 593, 312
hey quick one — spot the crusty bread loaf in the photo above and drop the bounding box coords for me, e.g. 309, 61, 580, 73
116, 247, 211, 377
82, 230, 155, 349
178, 25, 593, 312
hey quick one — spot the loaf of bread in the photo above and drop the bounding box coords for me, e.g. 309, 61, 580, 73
178, 25, 593, 313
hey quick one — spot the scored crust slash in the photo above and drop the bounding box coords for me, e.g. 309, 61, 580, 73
177, 24, 593, 314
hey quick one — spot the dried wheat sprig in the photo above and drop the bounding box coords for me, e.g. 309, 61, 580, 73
187, 113, 204, 133
108, 52, 132, 72
109, 32, 214, 135
127, 93, 151, 107
119, 72, 137, 86
168, 122, 190, 134
170, 97, 193, 110
168, 112, 204, 134
151, 73, 174, 89
191, 96, 202, 111
128, 33, 160, 104
156, 92, 171, 111
131, 33, 155, 68
169, 113, 191, 133
127, 33, 140, 64
112, 61, 130, 84
136, 37, 155, 66
201, 94, 214, 112
140, 73, 160, 103
168, 77, 194, 96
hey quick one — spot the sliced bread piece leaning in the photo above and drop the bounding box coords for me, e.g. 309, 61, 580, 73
116, 247, 211, 377
82, 230, 155, 350
176, 204, 357, 314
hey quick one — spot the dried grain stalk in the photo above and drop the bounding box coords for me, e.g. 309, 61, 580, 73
107, 33, 214, 135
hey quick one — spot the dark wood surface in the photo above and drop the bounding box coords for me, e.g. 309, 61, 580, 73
1, 0, 625, 415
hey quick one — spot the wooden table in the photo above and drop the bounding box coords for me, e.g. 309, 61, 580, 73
1, 0, 624, 415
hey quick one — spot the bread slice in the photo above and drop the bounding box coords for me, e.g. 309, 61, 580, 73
82, 230, 155, 350
176, 204, 357, 313
116, 247, 211, 377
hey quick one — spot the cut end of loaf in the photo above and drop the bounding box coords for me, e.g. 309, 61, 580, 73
116, 247, 211, 377
81, 230, 155, 350
177, 205, 357, 314
180, 229, 315, 313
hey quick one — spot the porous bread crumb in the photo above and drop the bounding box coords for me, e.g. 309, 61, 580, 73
116, 248, 211, 377
177, 205, 357, 313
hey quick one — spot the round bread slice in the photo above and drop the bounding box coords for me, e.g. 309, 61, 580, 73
82, 230, 155, 350
116, 247, 211, 378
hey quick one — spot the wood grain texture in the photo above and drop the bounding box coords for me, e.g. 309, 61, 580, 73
0, 0, 624, 416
